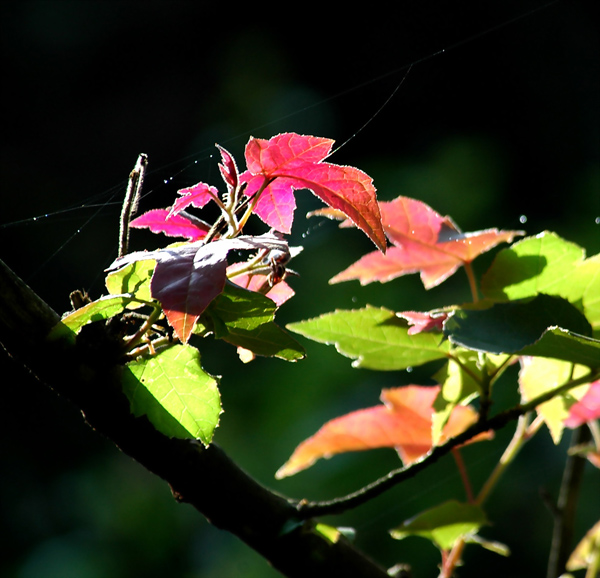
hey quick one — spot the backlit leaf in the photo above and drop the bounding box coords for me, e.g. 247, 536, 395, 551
564, 380, 600, 428
566, 520, 600, 571
330, 196, 522, 288
48, 294, 139, 342
130, 209, 210, 241
519, 357, 591, 444
287, 306, 451, 370
481, 232, 600, 335
242, 133, 386, 251
198, 283, 305, 361
390, 500, 488, 551
105, 259, 155, 306
275, 385, 492, 478
121, 344, 221, 445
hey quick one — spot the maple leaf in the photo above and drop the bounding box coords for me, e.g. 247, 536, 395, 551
240, 133, 386, 251
564, 380, 600, 428
107, 232, 290, 343
130, 209, 210, 241
275, 385, 492, 479
169, 181, 220, 217
330, 196, 523, 288
397, 310, 449, 335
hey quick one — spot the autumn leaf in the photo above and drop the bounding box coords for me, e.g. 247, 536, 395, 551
275, 385, 492, 479
397, 310, 449, 335
130, 209, 210, 241
330, 196, 522, 288
241, 133, 386, 251
169, 182, 220, 217
107, 232, 291, 343
564, 380, 600, 428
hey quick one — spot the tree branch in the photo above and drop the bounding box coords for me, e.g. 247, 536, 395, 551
0, 258, 389, 578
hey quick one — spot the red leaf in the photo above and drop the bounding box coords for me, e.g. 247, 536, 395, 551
216, 144, 239, 192
330, 196, 523, 288
397, 310, 449, 335
130, 209, 210, 241
242, 133, 386, 251
564, 380, 600, 428
170, 181, 219, 216
275, 385, 492, 478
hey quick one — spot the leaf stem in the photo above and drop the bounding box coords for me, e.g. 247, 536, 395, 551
451, 448, 474, 503
463, 262, 479, 303
122, 304, 163, 353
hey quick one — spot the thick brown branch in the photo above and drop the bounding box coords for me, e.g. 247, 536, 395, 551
0, 258, 389, 578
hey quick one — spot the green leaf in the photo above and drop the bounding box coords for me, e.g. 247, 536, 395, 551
105, 259, 155, 306
198, 283, 305, 361
432, 352, 482, 443
390, 500, 488, 551
519, 357, 592, 444
444, 294, 600, 367
122, 344, 221, 445
287, 306, 451, 370
481, 232, 600, 335
48, 294, 138, 342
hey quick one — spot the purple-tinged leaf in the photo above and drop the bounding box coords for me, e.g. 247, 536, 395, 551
107, 232, 290, 343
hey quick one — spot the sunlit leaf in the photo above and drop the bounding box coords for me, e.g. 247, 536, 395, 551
564, 380, 600, 428
287, 306, 451, 370
566, 519, 600, 571
242, 133, 386, 251
330, 196, 522, 288
130, 209, 210, 241
481, 232, 600, 336
275, 385, 492, 478
390, 500, 488, 551
170, 182, 219, 216
432, 352, 482, 444
105, 259, 155, 306
198, 283, 305, 361
121, 344, 221, 445
519, 357, 591, 444
48, 294, 139, 342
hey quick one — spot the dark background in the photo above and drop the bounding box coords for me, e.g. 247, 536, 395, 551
1, 1, 599, 577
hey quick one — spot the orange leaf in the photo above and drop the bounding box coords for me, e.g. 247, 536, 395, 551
275, 385, 492, 479
330, 196, 523, 288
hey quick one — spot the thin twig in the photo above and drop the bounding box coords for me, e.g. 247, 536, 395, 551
118, 153, 148, 257
546, 425, 592, 578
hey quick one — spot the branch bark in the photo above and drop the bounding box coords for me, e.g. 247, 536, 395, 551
0, 258, 389, 578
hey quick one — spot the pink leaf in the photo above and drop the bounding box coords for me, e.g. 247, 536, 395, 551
216, 144, 239, 192
170, 181, 219, 216
331, 196, 523, 288
242, 133, 386, 251
564, 380, 600, 428
397, 310, 449, 335
130, 209, 210, 241
276, 385, 492, 479
228, 270, 295, 306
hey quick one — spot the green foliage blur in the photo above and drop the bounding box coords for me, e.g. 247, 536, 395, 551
1, 1, 598, 577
